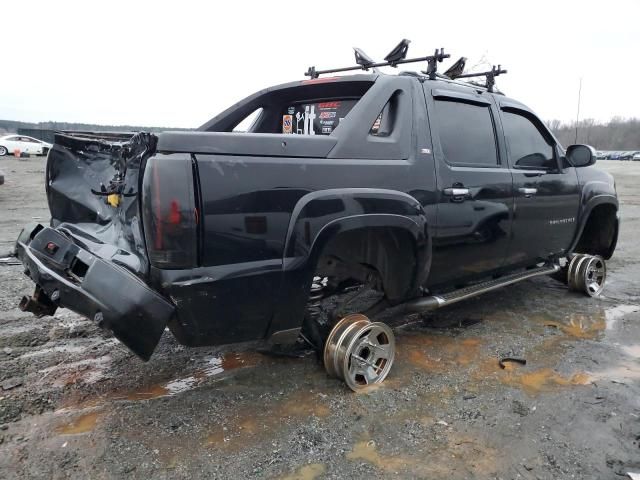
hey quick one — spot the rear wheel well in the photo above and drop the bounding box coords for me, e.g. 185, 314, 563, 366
315, 226, 417, 302
575, 203, 617, 259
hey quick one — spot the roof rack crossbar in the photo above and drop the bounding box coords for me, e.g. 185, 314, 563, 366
305, 48, 450, 79
455, 65, 507, 92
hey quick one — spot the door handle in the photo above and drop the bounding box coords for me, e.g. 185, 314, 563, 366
443, 187, 470, 202
443, 187, 470, 196
518, 187, 537, 198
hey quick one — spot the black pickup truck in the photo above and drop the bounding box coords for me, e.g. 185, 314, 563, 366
15, 48, 618, 390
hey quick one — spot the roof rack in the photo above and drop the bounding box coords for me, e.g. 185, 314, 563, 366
444, 64, 507, 93
305, 40, 507, 92
305, 39, 450, 80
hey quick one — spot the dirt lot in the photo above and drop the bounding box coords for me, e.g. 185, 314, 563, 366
0, 156, 639, 479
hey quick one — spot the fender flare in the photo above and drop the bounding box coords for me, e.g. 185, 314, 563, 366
303, 212, 430, 287
283, 188, 430, 283
568, 194, 619, 257
266, 188, 431, 337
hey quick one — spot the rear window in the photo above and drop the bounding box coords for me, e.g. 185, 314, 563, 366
281, 100, 357, 135
433, 99, 498, 166
201, 80, 373, 134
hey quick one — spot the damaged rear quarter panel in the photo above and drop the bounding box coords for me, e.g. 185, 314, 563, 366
46, 132, 153, 274
19, 132, 175, 359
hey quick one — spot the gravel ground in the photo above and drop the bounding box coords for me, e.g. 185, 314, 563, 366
0, 156, 639, 479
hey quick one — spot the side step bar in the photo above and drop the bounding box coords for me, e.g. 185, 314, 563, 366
405, 264, 561, 313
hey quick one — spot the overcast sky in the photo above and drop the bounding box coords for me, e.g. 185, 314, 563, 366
2, 0, 638, 128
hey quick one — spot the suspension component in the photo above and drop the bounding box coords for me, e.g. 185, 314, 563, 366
306, 276, 328, 324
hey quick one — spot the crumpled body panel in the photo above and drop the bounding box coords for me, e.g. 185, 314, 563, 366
46, 132, 156, 274
15, 132, 173, 360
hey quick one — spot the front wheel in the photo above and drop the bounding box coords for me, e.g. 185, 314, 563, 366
0, 146, 7, 156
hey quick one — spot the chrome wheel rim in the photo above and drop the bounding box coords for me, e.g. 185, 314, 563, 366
582, 255, 606, 297
324, 314, 395, 391
568, 254, 606, 297
568, 254, 587, 291
0, 146, 7, 156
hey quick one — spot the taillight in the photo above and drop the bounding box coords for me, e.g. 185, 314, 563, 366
142, 156, 197, 269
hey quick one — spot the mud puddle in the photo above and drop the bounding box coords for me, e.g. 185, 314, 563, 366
204, 389, 330, 450
51, 351, 265, 431
346, 440, 407, 472
346, 433, 499, 477
541, 304, 639, 339
500, 366, 591, 395
107, 352, 261, 402
49, 352, 268, 443
56, 410, 102, 435
399, 334, 483, 372
279, 463, 326, 480
396, 320, 595, 396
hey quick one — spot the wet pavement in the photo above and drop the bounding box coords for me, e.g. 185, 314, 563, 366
0, 158, 639, 479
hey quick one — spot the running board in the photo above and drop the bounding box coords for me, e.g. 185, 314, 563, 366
405, 264, 561, 313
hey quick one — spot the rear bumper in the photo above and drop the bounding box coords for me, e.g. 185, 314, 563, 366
15, 224, 175, 360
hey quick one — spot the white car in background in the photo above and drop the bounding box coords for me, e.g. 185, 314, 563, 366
0, 135, 53, 156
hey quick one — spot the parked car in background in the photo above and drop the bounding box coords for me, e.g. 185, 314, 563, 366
0, 135, 53, 156
632, 152, 640, 161
619, 151, 635, 160
596, 151, 607, 160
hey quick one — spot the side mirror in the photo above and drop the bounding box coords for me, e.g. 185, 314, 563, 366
566, 144, 596, 167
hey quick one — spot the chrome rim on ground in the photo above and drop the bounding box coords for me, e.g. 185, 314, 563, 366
568, 254, 606, 297
323, 314, 395, 391
580, 255, 606, 296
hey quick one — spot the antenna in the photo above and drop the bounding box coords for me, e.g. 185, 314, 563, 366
575, 77, 582, 143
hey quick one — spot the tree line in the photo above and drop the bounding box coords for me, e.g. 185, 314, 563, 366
0, 119, 185, 135
546, 117, 639, 151
2, 116, 638, 151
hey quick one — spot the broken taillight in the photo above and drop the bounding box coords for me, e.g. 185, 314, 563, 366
142, 156, 197, 269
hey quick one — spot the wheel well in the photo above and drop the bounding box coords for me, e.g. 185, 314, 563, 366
314, 226, 417, 302
575, 203, 618, 259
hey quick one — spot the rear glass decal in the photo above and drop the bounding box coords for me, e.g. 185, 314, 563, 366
282, 99, 357, 135
282, 115, 293, 134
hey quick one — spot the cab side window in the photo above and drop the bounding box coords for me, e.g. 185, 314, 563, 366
433, 99, 498, 166
502, 110, 556, 170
